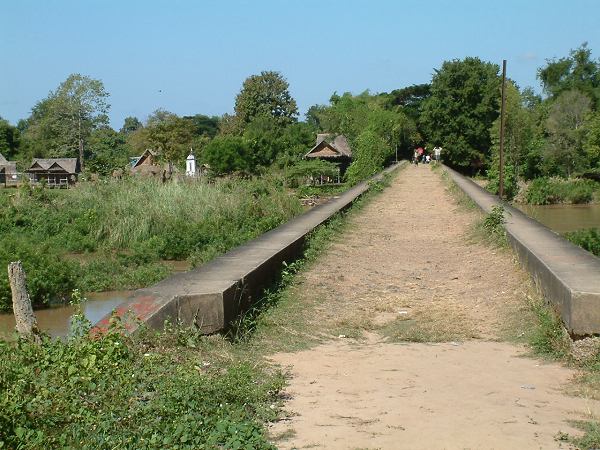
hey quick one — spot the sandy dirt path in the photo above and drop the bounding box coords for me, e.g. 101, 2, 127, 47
269, 165, 598, 449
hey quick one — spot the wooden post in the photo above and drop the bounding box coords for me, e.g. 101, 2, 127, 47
8, 261, 40, 342
499, 59, 507, 199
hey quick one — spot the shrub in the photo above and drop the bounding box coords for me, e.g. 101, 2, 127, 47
525, 177, 597, 205
345, 130, 389, 184
0, 322, 281, 449
0, 235, 80, 311
486, 163, 518, 200
564, 228, 600, 257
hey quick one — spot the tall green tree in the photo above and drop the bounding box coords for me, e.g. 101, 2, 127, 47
130, 110, 196, 164
120, 116, 142, 135
202, 136, 253, 174
420, 57, 501, 171
234, 71, 298, 129
544, 89, 592, 176
21, 74, 110, 167
86, 128, 131, 175
538, 43, 600, 106
0, 117, 20, 159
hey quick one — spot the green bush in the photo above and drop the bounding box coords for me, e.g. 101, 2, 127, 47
345, 130, 389, 184
0, 321, 281, 449
525, 177, 597, 205
0, 235, 80, 311
486, 163, 518, 200
564, 228, 600, 256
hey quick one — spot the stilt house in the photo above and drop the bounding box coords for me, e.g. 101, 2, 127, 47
0, 153, 18, 187
25, 158, 80, 187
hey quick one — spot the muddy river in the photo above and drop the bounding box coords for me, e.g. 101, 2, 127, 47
0, 260, 190, 339
516, 203, 600, 234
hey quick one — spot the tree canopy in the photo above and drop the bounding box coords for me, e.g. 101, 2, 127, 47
420, 57, 501, 171
234, 71, 298, 129
19, 74, 110, 167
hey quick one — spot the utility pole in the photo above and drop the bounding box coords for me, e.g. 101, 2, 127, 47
499, 59, 507, 199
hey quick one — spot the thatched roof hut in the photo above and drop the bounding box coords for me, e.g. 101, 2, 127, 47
305, 134, 352, 159
26, 158, 80, 187
0, 153, 18, 187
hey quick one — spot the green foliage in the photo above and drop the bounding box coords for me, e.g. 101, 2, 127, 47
482, 205, 506, 236
0, 116, 20, 159
119, 116, 142, 135
19, 74, 110, 162
538, 42, 600, 106
0, 177, 302, 310
285, 159, 340, 185
528, 297, 571, 359
0, 234, 80, 310
202, 135, 254, 174
420, 57, 501, 172
384, 84, 431, 120
234, 71, 298, 128
544, 90, 592, 177
0, 321, 281, 449
583, 110, 600, 168
486, 162, 518, 200
345, 130, 389, 184
524, 177, 598, 204
132, 109, 197, 164
564, 228, 600, 256
86, 127, 131, 175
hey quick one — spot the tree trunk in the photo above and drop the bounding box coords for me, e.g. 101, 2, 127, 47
78, 113, 84, 171
8, 262, 40, 342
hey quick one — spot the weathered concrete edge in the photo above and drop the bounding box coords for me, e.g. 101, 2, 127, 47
94, 162, 406, 335
444, 166, 600, 335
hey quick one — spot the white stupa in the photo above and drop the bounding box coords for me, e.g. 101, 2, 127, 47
186, 150, 196, 177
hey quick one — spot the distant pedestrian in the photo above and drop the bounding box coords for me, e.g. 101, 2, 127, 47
425, 154, 431, 164
413, 149, 419, 165
434, 146, 442, 161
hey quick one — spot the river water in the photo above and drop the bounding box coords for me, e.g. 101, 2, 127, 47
0, 260, 190, 339
516, 203, 600, 234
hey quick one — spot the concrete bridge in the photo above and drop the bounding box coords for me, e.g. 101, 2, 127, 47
95, 162, 600, 337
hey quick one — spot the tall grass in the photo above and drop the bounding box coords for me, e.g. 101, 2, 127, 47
0, 177, 302, 309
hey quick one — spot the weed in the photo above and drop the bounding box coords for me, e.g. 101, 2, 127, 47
527, 295, 571, 359
564, 228, 600, 257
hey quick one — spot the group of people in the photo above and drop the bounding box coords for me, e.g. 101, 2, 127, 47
412, 146, 442, 165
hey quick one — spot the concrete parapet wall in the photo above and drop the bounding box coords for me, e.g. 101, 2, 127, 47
94, 162, 405, 335
445, 166, 600, 335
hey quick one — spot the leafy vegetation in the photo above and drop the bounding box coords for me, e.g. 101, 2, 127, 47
0, 178, 302, 310
420, 57, 501, 172
564, 228, 600, 256
524, 177, 598, 205
0, 311, 283, 449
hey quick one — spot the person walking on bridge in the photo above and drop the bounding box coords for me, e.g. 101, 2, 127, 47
413, 149, 419, 165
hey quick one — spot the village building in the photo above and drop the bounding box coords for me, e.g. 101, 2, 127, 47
0, 153, 19, 187
130, 148, 176, 181
304, 134, 353, 183
25, 158, 80, 188
130, 149, 160, 176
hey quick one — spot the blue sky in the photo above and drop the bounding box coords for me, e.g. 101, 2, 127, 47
1, 0, 599, 128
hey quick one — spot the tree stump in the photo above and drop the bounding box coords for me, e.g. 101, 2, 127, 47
8, 261, 40, 342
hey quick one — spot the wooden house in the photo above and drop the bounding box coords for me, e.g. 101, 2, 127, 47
304, 134, 353, 179
130, 149, 163, 177
25, 158, 80, 188
0, 153, 18, 187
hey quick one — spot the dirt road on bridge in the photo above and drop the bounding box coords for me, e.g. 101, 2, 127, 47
269, 165, 598, 449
